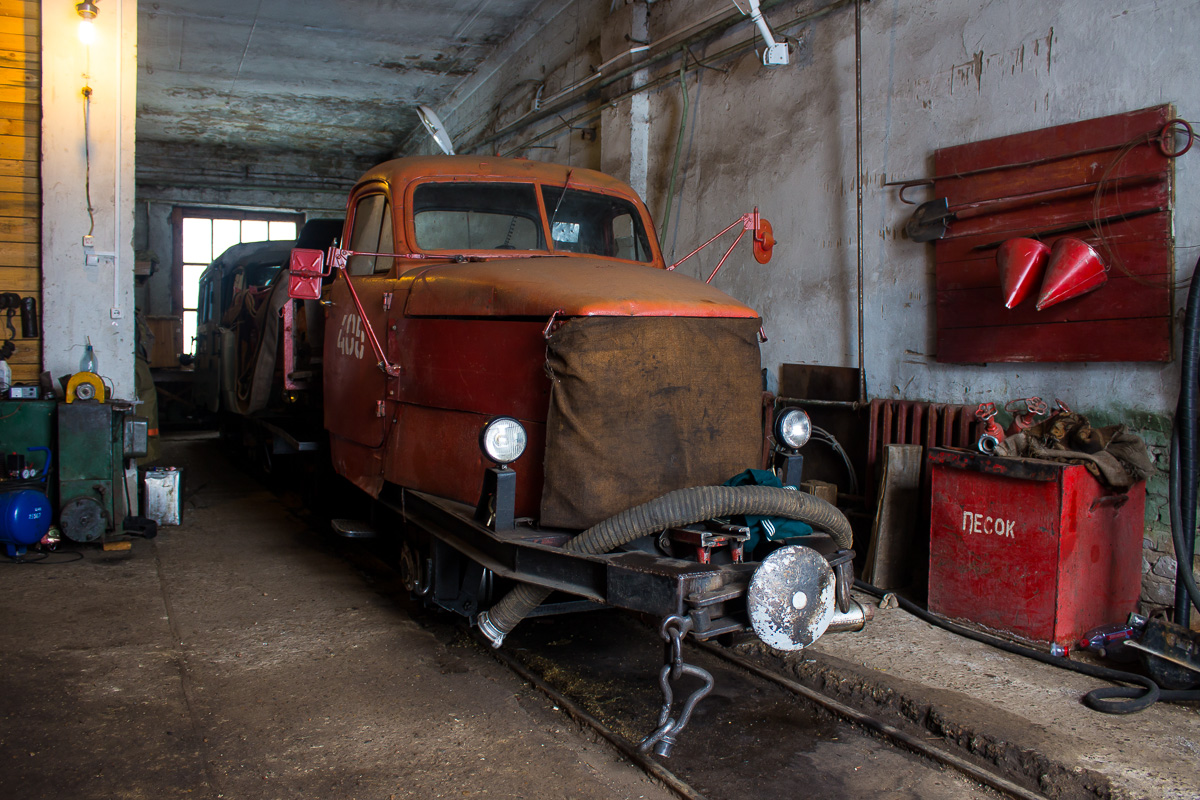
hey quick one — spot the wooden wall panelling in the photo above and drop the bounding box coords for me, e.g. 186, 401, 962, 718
931, 105, 1174, 363
0, 0, 38, 382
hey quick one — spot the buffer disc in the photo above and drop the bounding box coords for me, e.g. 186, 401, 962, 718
747, 545, 836, 651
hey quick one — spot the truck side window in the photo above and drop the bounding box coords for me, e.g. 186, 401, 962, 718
348, 194, 393, 276
611, 213, 649, 262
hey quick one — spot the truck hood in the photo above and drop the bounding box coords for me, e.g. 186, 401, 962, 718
400, 256, 758, 319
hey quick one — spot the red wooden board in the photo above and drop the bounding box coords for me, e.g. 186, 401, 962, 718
930, 105, 1175, 363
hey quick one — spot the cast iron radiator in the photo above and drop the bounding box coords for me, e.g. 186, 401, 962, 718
866, 399, 982, 498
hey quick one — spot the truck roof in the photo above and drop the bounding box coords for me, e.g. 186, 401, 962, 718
357, 155, 639, 197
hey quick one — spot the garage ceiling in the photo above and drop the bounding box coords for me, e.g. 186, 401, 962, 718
137, 0, 548, 162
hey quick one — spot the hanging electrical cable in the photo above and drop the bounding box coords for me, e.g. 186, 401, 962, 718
810, 424, 859, 496
82, 85, 95, 237
658, 61, 689, 244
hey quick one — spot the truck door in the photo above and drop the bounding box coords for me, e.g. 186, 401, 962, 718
324, 188, 396, 449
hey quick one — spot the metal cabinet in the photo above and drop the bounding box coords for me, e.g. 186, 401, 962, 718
928, 448, 1145, 649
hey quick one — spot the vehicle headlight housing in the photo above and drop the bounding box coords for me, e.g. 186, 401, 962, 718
480, 417, 528, 466
774, 407, 812, 450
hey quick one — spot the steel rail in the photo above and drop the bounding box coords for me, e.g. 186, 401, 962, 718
695, 641, 1053, 800
486, 618, 1048, 800
487, 645, 709, 800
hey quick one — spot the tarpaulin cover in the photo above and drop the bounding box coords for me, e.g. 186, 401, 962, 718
540, 315, 764, 529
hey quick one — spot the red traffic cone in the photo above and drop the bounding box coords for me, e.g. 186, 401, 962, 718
997, 238, 1050, 309
1036, 238, 1108, 310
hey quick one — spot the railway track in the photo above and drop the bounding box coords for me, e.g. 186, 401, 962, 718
486, 608, 1050, 800
288, 487, 1052, 800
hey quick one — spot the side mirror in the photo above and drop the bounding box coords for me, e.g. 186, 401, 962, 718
752, 217, 775, 264
288, 248, 326, 300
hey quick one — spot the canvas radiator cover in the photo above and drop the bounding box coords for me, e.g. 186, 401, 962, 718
540, 315, 764, 530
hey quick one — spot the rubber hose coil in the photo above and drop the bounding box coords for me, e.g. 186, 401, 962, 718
477, 485, 852, 647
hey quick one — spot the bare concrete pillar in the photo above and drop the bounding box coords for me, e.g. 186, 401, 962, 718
599, 1, 650, 199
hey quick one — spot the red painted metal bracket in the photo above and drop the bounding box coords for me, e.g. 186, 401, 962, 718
667, 207, 775, 282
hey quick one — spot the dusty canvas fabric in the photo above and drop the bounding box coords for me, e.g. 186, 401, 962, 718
540, 315, 764, 529
994, 412, 1155, 490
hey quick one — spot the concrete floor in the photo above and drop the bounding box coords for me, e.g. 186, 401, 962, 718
778, 594, 1200, 800
2, 434, 1198, 800
0, 436, 674, 800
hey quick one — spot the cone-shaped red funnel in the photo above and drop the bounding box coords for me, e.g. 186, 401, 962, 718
1036, 238, 1108, 310
997, 238, 1050, 309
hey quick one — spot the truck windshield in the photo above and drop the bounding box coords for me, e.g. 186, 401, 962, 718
413, 183, 545, 251
411, 181, 654, 263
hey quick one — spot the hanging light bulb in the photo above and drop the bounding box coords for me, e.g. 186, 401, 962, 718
76, 1, 99, 45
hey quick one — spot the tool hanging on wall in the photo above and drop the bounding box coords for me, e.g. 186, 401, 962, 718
0, 293, 37, 360
904, 174, 1160, 243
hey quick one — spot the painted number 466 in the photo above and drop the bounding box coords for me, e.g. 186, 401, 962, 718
336, 313, 366, 360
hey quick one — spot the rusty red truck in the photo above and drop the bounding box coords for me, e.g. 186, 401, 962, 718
265, 154, 862, 754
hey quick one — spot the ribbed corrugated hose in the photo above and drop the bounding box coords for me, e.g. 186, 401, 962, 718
478, 485, 853, 646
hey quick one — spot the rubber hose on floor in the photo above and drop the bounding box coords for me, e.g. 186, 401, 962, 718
481, 485, 853, 643
853, 580, 1200, 713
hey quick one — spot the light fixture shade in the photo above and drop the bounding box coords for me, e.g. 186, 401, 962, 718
76, 0, 99, 45
417, 105, 455, 156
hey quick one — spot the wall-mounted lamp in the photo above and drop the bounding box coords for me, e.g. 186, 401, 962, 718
76, 1, 99, 45
737, 0, 790, 68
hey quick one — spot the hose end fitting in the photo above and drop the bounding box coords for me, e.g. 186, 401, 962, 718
476, 610, 507, 649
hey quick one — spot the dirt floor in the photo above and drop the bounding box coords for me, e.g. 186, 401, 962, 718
0, 435, 675, 800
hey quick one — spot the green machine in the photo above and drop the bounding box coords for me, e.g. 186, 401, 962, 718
57, 400, 148, 542
0, 399, 56, 496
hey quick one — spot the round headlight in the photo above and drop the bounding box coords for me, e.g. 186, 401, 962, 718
480, 417, 528, 466
774, 407, 812, 450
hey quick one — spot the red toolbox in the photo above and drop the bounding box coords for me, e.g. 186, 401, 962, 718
927, 447, 1145, 649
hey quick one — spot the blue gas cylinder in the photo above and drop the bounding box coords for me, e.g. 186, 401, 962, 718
0, 488, 51, 556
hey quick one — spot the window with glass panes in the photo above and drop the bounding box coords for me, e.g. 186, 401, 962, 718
172, 209, 303, 355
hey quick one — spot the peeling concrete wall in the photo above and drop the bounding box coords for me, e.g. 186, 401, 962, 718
413, 0, 1200, 611
42, 0, 138, 399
